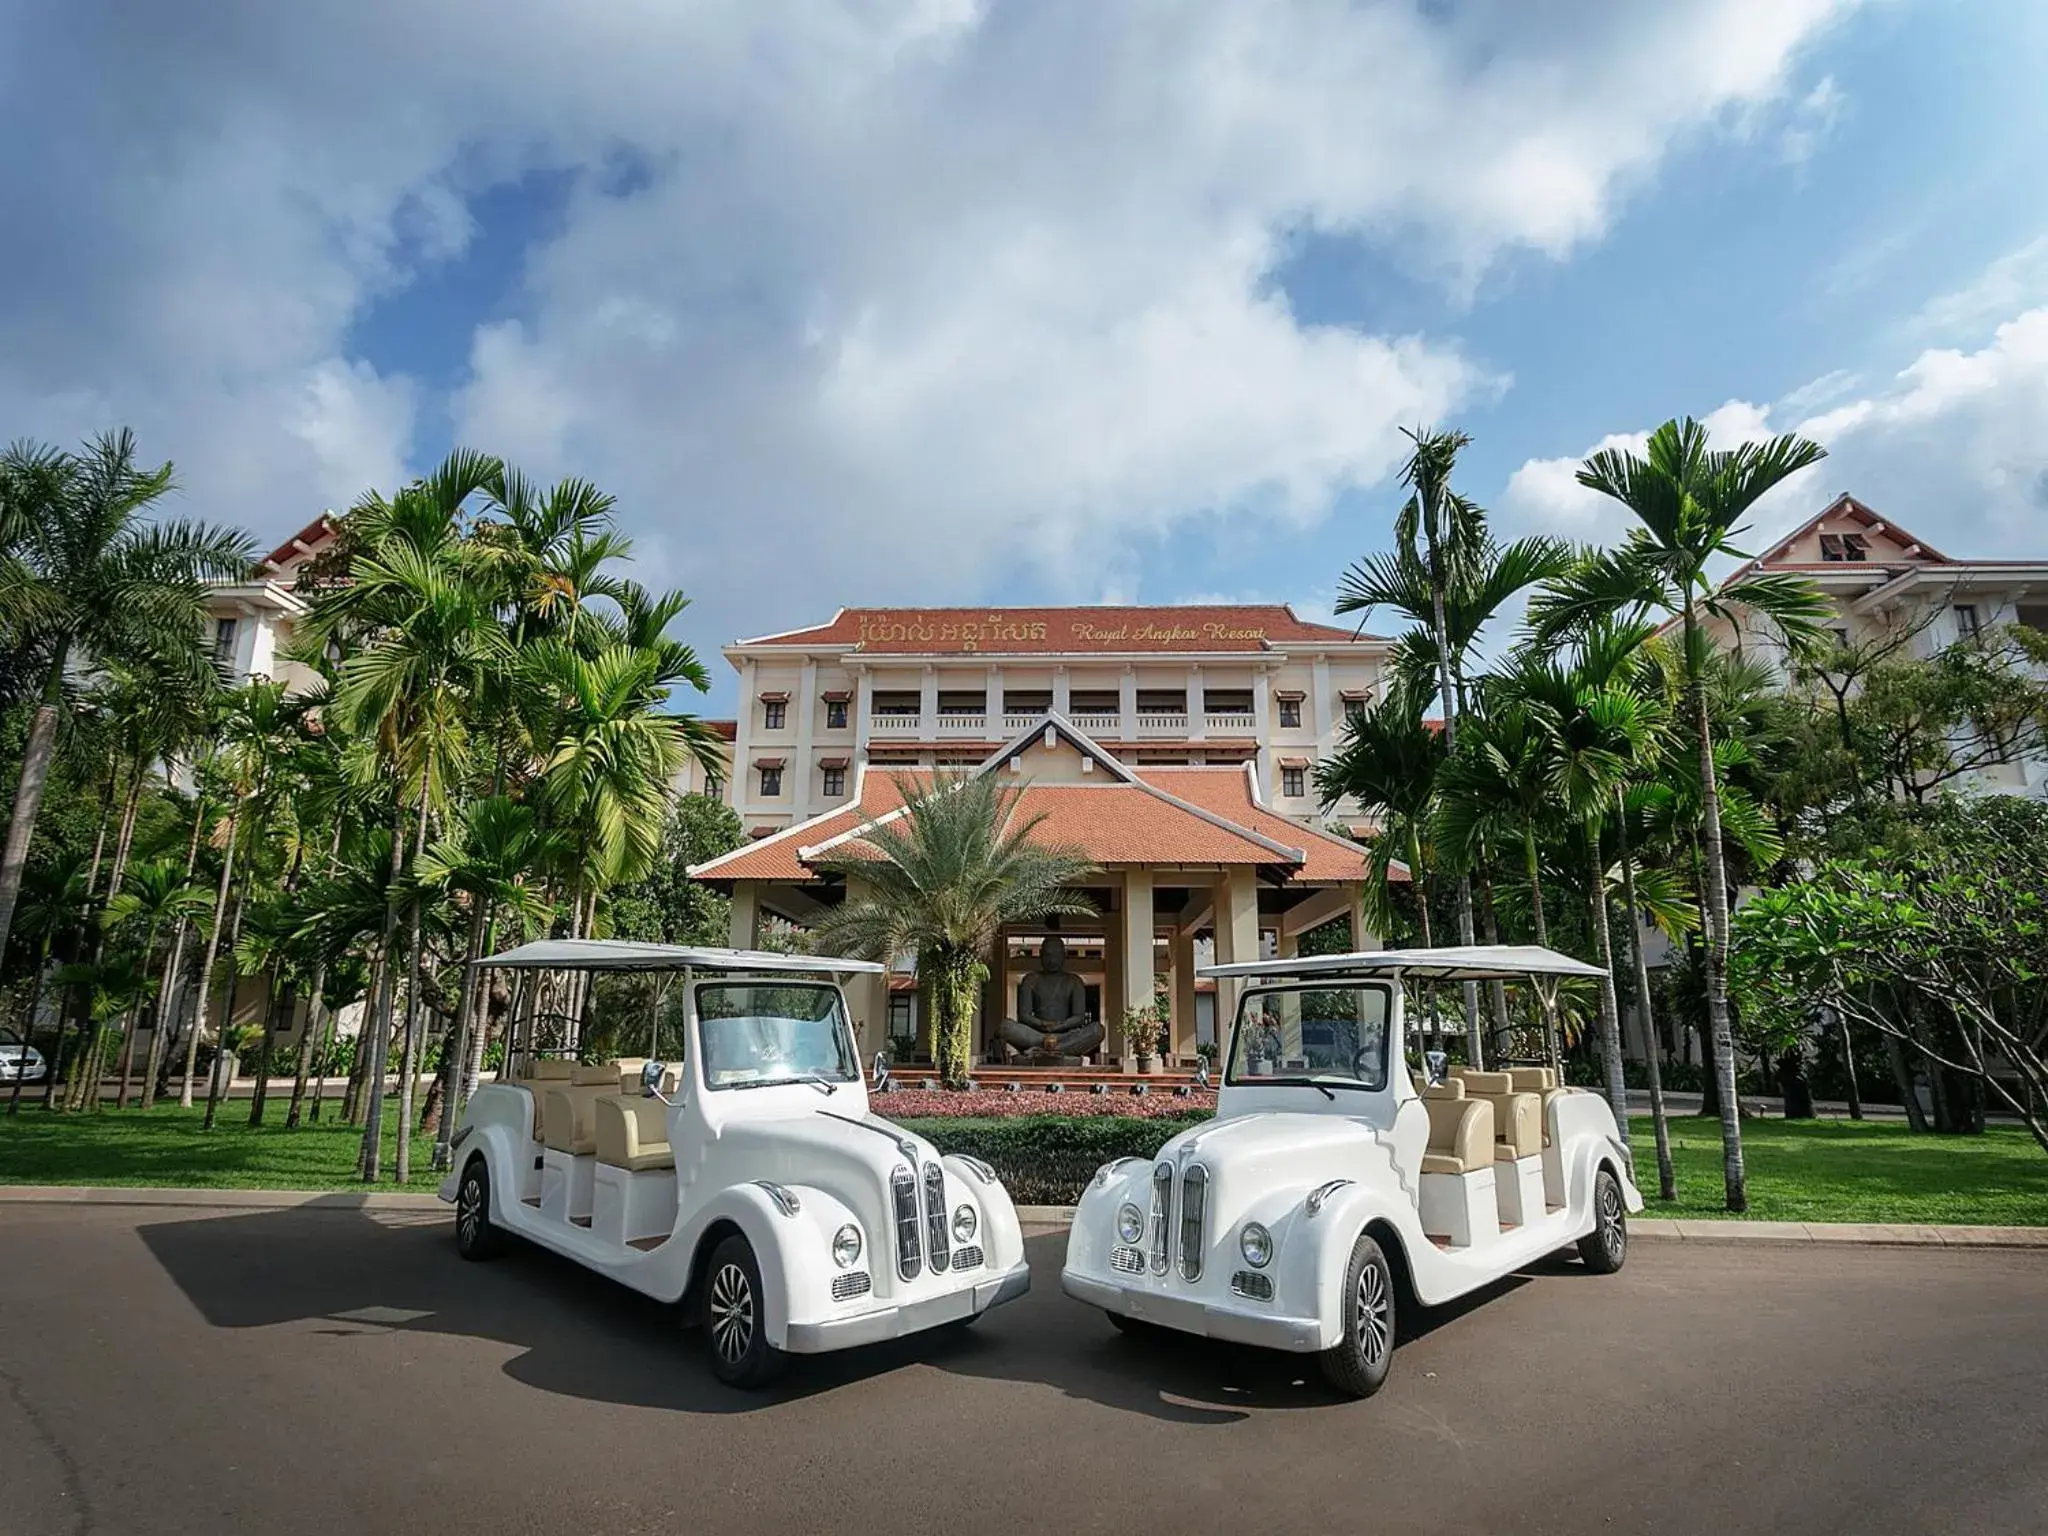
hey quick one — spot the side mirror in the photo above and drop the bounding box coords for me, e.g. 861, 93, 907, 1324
1424, 1049, 1448, 1086
640, 1061, 668, 1098
1194, 1057, 1212, 1090
871, 1050, 892, 1094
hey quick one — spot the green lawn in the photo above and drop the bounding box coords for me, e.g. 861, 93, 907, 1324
1633, 1114, 2048, 1225
0, 1100, 445, 1192
1, 1101, 2045, 1224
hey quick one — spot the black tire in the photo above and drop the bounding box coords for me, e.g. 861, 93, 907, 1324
1319, 1232, 1397, 1398
703, 1234, 787, 1389
1578, 1166, 1628, 1274
454, 1155, 507, 1261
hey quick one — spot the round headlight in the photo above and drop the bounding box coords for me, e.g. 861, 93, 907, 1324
1239, 1222, 1273, 1269
832, 1224, 862, 1268
953, 1203, 978, 1243
1116, 1201, 1145, 1244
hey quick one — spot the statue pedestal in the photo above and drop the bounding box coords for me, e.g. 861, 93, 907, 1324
1022, 1049, 1088, 1068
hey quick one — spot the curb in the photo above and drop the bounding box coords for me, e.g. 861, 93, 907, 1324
3, 1187, 2042, 1247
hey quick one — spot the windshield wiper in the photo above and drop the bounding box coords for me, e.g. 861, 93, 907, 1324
729, 1074, 841, 1093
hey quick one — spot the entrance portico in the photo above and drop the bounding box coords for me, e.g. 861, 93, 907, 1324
691, 716, 1386, 1063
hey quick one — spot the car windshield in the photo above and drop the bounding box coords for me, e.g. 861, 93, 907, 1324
696, 981, 859, 1090
1225, 982, 1391, 1091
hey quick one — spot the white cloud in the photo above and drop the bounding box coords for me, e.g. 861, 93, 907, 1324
0, 0, 1861, 649
1499, 310, 2048, 560
1912, 234, 2048, 341
1778, 74, 1846, 164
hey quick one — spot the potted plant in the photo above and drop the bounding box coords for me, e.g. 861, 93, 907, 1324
1123, 1005, 1162, 1074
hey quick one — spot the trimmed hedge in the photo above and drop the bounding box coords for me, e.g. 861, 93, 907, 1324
908, 1113, 1212, 1204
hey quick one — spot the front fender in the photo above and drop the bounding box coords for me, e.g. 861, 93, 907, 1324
944, 1154, 1026, 1274
438, 1084, 535, 1210
679, 1184, 812, 1344
1293, 1182, 1423, 1337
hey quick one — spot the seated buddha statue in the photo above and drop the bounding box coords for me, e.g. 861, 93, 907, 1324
997, 937, 1103, 1062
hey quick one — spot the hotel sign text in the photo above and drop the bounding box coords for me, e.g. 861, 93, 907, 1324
853, 612, 1269, 653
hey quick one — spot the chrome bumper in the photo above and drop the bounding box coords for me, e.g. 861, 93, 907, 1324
1061, 1269, 1326, 1352
783, 1260, 1031, 1354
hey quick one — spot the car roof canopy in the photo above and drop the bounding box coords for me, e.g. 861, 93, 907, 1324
475, 938, 886, 976
1198, 944, 1608, 984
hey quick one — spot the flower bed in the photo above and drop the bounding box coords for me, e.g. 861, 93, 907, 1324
878, 1088, 1215, 1120
889, 1110, 1214, 1205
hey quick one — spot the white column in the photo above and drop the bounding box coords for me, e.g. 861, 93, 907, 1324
1187, 665, 1205, 742
1349, 888, 1373, 951
1311, 656, 1333, 744
1122, 870, 1155, 1023
854, 670, 874, 759
1119, 666, 1137, 735
728, 884, 761, 949
792, 658, 818, 818
1052, 666, 1071, 717
987, 663, 1003, 726
1214, 868, 1260, 1034
920, 665, 938, 731
732, 658, 758, 818
1252, 669, 1273, 799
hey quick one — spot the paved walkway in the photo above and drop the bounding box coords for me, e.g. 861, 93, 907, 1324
2, 1201, 2041, 1535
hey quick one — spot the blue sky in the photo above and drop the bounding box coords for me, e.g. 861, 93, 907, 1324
3, 1, 2045, 713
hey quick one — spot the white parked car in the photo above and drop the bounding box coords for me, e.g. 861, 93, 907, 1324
1062, 946, 1643, 1397
1, 1029, 46, 1085
441, 940, 1030, 1387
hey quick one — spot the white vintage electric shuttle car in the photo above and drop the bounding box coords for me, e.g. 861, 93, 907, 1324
440, 940, 1031, 1387
1062, 946, 1642, 1397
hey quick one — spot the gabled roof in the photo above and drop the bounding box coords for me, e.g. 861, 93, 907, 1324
734, 604, 1378, 655
258, 513, 342, 576
690, 718, 1376, 886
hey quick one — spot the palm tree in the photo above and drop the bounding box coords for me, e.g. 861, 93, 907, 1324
0, 432, 253, 980
4, 858, 85, 1115
1314, 696, 1445, 946
1512, 622, 1662, 1143
102, 857, 212, 1108
1529, 420, 1829, 1211
813, 773, 1095, 1087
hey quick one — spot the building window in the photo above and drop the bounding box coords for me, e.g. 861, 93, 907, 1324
888, 992, 915, 1041
1955, 604, 1981, 639
1342, 695, 1370, 723
1281, 766, 1306, 798
211, 618, 239, 677
759, 765, 783, 797
1819, 532, 1868, 562
822, 766, 846, 797
825, 699, 848, 729
1829, 626, 1850, 650
762, 699, 786, 730
1277, 697, 1302, 729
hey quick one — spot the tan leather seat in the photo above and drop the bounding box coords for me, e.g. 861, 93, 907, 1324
595, 1094, 675, 1172
543, 1079, 618, 1156
519, 1058, 576, 1140
1421, 1094, 1494, 1175
612, 1057, 649, 1094
1508, 1066, 1571, 1144
1461, 1069, 1542, 1160
1421, 1078, 1466, 1102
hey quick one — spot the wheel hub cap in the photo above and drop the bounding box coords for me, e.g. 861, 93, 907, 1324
710, 1263, 755, 1364
1356, 1263, 1391, 1366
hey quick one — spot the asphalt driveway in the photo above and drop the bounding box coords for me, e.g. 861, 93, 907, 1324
1, 1202, 2042, 1535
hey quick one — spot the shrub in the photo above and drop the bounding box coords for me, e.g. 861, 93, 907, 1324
901, 1112, 1211, 1204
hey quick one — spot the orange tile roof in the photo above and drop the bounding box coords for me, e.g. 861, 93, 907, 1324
1138, 766, 1389, 883
739, 605, 1376, 655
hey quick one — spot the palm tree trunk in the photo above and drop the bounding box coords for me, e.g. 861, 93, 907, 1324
201, 848, 255, 1131
141, 918, 190, 1110
0, 649, 72, 973
1614, 793, 1674, 1200
113, 915, 163, 1109
62, 768, 150, 1114
394, 803, 431, 1183
1836, 1013, 1864, 1120
1475, 859, 1511, 1054
1683, 600, 1748, 1213
357, 806, 411, 1181
285, 961, 327, 1129
1522, 824, 1560, 1073
181, 802, 243, 1108
433, 894, 494, 1170
1585, 822, 1630, 1149
247, 977, 289, 1127
6, 948, 49, 1117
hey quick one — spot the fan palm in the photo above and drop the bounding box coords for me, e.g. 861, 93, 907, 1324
1528, 419, 1828, 1211
0, 432, 253, 989
813, 773, 1096, 1087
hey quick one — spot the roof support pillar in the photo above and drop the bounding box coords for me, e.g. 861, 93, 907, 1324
1120, 870, 1155, 1052
1214, 866, 1260, 1037
728, 883, 760, 949
1170, 923, 1198, 1058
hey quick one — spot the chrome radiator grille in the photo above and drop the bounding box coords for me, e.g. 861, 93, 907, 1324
922, 1162, 951, 1273
832, 1271, 872, 1301
951, 1244, 983, 1272
1109, 1245, 1145, 1275
1178, 1163, 1208, 1282
891, 1165, 922, 1279
1149, 1162, 1174, 1275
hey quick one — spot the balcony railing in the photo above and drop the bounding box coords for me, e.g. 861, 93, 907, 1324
1133, 712, 1188, 737
1069, 712, 1120, 734
1203, 711, 1255, 733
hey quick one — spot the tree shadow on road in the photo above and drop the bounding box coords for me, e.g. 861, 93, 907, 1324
134, 1201, 1571, 1424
